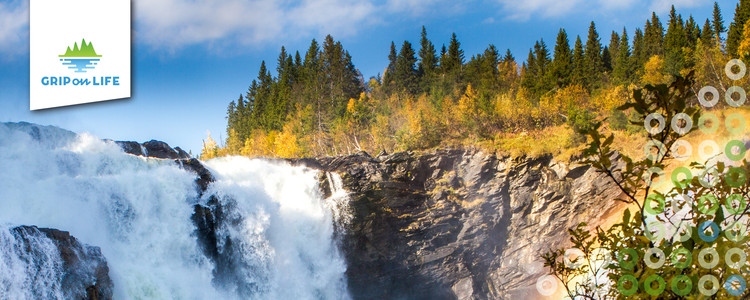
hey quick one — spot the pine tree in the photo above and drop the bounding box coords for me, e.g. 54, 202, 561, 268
321, 35, 362, 118
383, 41, 398, 89
503, 49, 514, 62
534, 39, 553, 92
614, 28, 633, 83
394, 40, 418, 94
482, 45, 500, 77
442, 33, 465, 79
644, 13, 664, 58
521, 49, 537, 92
664, 5, 687, 75
712, 1, 726, 42
418, 26, 438, 76
572, 36, 586, 85
728, 0, 750, 57
551, 29, 572, 88
633, 28, 644, 70
609, 31, 621, 68
685, 16, 699, 48
702, 18, 715, 44
602, 46, 612, 71
584, 21, 603, 87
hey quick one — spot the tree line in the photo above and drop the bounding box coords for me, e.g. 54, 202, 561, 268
203, 1, 750, 159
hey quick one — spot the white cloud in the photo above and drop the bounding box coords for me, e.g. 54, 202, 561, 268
134, 0, 378, 50
0, 0, 29, 57
494, 0, 701, 21
0, 0, 715, 55
495, 0, 583, 21
648, 0, 703, 14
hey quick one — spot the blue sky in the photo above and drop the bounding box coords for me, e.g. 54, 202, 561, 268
0, 0, 738, 154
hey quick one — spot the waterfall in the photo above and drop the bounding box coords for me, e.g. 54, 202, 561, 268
324, 172, 352, 228
0, 122, 350, 299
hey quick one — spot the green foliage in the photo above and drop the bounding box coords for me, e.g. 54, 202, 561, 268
566, 105, 596, 144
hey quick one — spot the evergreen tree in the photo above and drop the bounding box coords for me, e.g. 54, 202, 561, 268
383, 41, 398, 89
702, 18, 715, 44
614, 29, 633, 83
685, 16, 699, 48
394, 41, 419, 94
602, 46, 612, 72
584, 21, 603, 87
534, 39, 553, 92
609, 31, 621, 68
712, 1, 726, 42
571, 36, 586, 85
644, 13, 664, 58
632, 28, 645, 70
442, 33, 465, 79
728, 0, 750, 57
417, 26, 438, 78
551, 29, 572, 88
503, 49, 514, 62
664, 5, 687, 75
482, 44, 500, 78
521, 49, 537, 91
293, 51, 302, 78
321, 35, 362, 117
301, 39, 325, 131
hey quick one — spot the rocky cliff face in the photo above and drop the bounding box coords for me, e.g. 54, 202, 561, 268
292, 149, 625, 299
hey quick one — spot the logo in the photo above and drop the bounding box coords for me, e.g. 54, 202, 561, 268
59, 38, 102, 73
30, 0, 130, 110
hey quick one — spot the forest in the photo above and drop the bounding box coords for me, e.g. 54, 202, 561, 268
201, 1, 750, 159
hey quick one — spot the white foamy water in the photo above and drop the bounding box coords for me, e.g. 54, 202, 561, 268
0, 122, 350, 299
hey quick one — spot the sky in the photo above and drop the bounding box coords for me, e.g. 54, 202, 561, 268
0, 0, 740, 155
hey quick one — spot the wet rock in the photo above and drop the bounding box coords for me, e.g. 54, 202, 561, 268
292, 149, 625, 300
115, 139, 191, 159
11, 226, 113, 300
177, 158, 215, 195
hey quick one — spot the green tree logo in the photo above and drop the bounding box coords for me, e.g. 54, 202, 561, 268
58, 39, 102, 73
59, 38, 102, 58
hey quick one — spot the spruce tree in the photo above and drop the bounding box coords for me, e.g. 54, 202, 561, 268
685, 16, 699, 48
614, 28, 632, 83
644, 13, 664, 58
571, 36, 586, 86
534, 39, 553, 92
443, 33, 465, 79
584, 21, 603, 87
712, 1, 726, 42
702, 18, 715, 44
609, 31, 621, 68
503, 49, 514, 62
482, 45, 500, 76
394, 41, 419, 94
383, 42, 398, 91
602, 46, 612, 71
728, 0, 750, 57
521, 49, 537, 92
633, 28, 644, 70
551, 29, 572, 88
664, 5, 687, 75
417, 26, 438, 89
